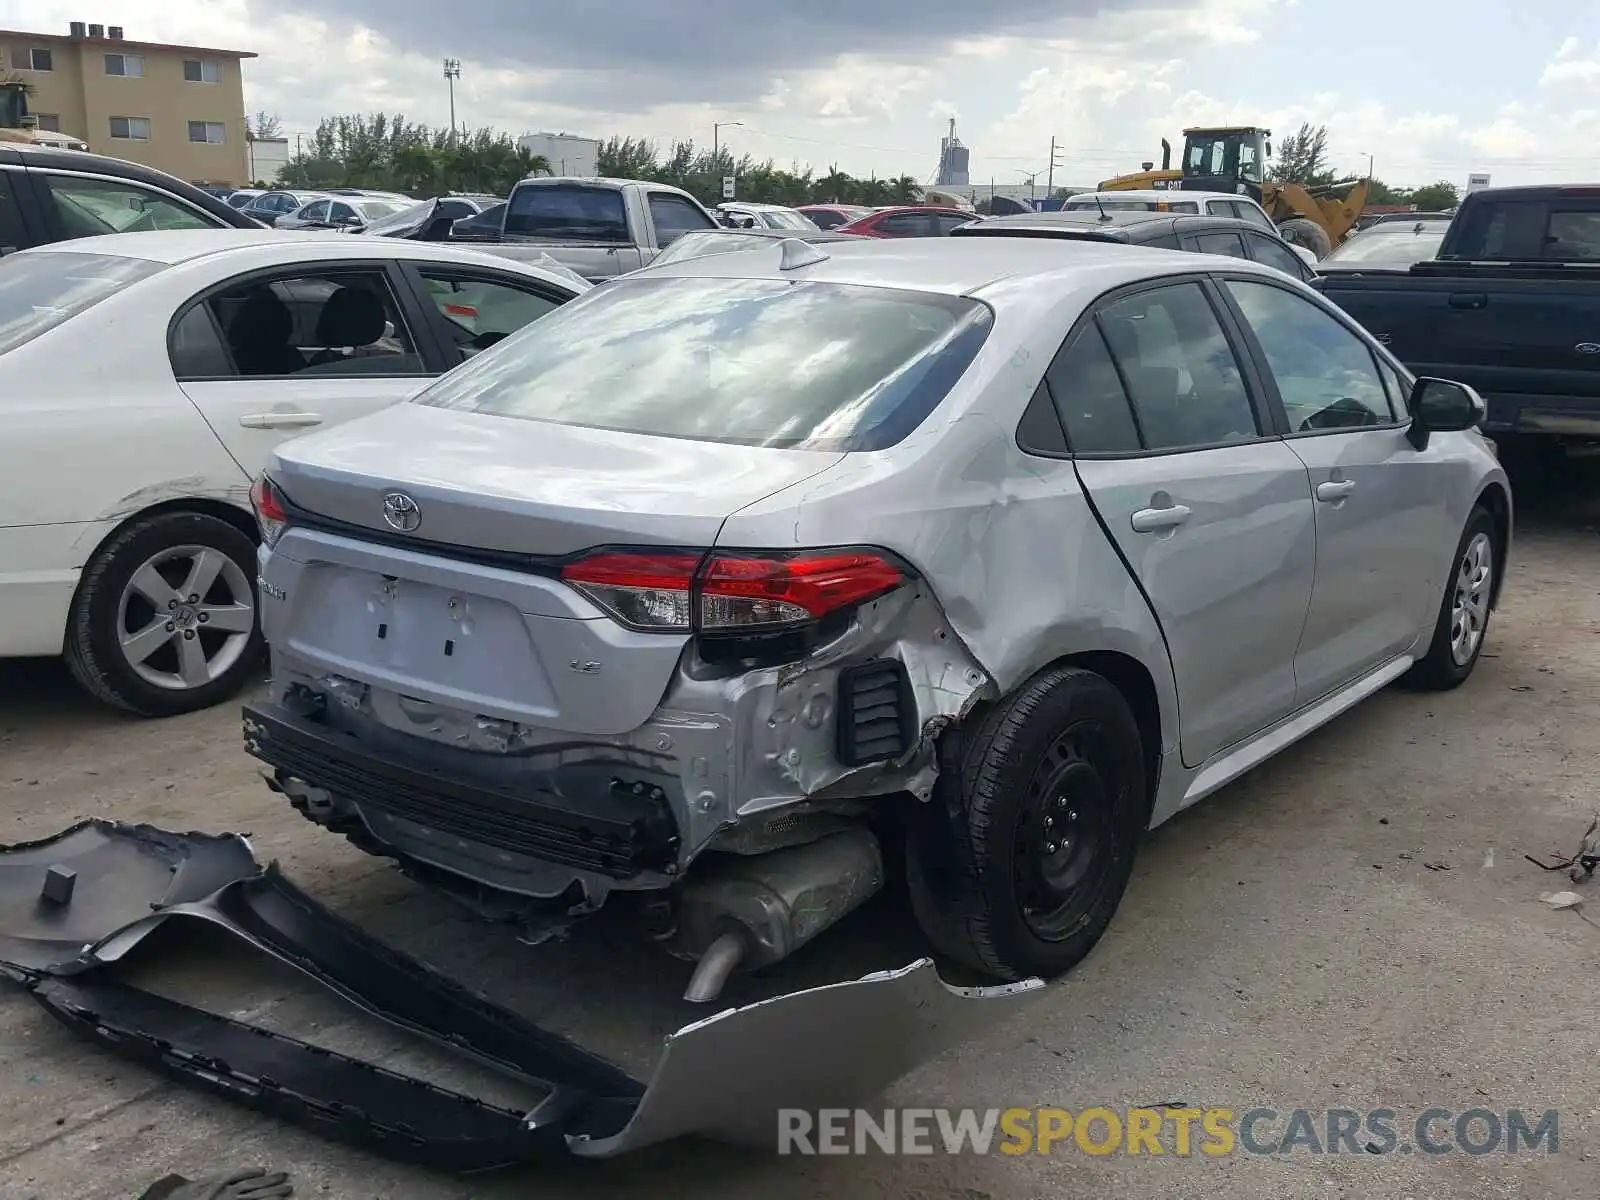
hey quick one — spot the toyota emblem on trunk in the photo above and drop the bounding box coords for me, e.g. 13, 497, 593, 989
382, 491, 421, 532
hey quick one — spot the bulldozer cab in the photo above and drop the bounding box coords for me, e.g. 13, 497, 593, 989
1178, 127, 1269, 199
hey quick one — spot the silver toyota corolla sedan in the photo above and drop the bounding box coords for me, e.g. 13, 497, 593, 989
243, 236, 1511, 1002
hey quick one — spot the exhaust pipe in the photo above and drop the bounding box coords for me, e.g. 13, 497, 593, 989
670, 827, 884, 1003
1161, 138, 1172, 171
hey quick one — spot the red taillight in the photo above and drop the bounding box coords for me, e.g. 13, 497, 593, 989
250, 475, 289, 547
559, 548, 907, 634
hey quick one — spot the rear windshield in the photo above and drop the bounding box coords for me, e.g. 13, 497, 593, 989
505, 185, 629, 243
412, 277, 993, 451
0, 251, 164, 356
1323, 227, 1447, 267
1444, 195, 1600, 261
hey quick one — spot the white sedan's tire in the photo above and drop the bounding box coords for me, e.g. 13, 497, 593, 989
64, 511, 263, 717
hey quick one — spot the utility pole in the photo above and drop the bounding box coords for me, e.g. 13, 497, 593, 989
1046, 137, 1064, 197
443, 59, 461, 145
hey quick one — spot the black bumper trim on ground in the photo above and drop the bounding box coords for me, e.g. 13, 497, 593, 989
242, 701, 678, 879
196, 868, 645, 1105
32, 975, 574, 1174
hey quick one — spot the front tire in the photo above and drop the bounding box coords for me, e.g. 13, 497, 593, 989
906, 666, 1147, 980
64, 511, 262, 717
1402, 505, 1498, 691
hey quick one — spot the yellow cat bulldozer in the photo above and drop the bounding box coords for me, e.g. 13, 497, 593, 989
1098, 126, 1367, 258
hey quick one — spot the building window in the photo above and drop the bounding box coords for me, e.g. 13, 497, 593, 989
104, 53, 143, 77
35, 114, 60, 132
187, 121, 226, 144
109, 116, 151, 141
182, 59, 221, 83
17, 47, 53, 71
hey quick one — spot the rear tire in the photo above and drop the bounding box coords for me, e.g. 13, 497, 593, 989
64, 511, 263, 717
906, 666, 1147, 980
1401, 505, 1498, 691
1278, 217, 1332, 259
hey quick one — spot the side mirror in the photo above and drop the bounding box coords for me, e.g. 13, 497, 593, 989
1407, 377, 1485, 449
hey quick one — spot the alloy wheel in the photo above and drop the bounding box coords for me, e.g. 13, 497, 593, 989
1449, 531, 1494, 667
115, 544, 255, 691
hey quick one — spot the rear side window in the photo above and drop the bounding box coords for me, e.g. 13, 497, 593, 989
506, 185, 629, 243
1193, 231, 1248, 259
0, 170, 26, 252
1244, 231, 1308, 278
412, 277, 993, 452
1046, 326, 1142, 453
0, 251, 164, 356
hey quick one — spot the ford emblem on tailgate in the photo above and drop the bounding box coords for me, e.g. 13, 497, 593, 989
382, 491, 422, 533
1577, 342, 1600, 355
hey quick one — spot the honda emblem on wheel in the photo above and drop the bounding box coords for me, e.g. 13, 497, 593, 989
381, 491, 421, 533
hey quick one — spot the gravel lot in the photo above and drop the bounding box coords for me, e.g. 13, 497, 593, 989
1, 459, 1597, 1200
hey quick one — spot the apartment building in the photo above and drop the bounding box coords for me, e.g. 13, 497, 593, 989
1, 21, 256, 185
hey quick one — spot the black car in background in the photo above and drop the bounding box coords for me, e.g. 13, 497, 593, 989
0, 144, 262, 254
950, 209, 1318, 282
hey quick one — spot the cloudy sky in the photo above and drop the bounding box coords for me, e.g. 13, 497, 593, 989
5, 0, 1599, 188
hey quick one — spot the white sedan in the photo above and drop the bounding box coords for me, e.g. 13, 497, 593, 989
0, 230, 587, 716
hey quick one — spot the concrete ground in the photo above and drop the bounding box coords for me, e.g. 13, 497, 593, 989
1, 460, 1597, 1200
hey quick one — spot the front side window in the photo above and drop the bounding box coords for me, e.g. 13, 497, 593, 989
328, 202, 357, 224
1095, 283, 1259, 451
412, 276, 993, 452
417, 269, 566, 363
1225, 278, 1397, 429
187, 121, 226, 144
187, 270, 422, 379
505, 185, 628, 242
108, 116, 151, 141
104, 53, 143, 77
647, 193, 714, 246
0, 251, 165, 357
44, 176, 212, 236
298, 200, 329, 222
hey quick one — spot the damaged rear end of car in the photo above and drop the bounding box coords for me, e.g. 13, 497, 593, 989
245, 267, 1003, 1001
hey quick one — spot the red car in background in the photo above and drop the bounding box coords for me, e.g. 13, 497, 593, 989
795, 204, 874, 230
836, 206, 979, 237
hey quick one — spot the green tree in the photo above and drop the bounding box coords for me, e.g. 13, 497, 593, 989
1406, 180, 1460, 211
1271, 122, 1337, 188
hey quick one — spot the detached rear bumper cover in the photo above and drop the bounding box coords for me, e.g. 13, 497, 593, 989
0, 821, 1043, 1166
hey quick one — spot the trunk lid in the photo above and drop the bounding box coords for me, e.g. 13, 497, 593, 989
268, 402, 844, 557
261, 404, 844, 736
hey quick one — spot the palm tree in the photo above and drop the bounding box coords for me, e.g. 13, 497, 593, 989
890, 175, 923, 204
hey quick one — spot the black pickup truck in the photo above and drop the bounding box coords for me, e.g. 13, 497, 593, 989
1318, 185, 1600, 453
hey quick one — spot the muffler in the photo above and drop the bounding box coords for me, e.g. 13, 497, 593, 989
671, 827, 884, 1003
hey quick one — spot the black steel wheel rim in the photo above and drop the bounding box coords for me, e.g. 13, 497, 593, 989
1012, 721, 1122, 942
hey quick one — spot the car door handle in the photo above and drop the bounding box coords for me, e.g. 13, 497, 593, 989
1130, 504, 1192, 533
1448, 292, 1488, 310
239, 411, 323, 429
1316, 479, 1357, 502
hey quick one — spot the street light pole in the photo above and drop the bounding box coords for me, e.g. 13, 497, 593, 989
713, 119, 742, 163
442, 59, 461, 145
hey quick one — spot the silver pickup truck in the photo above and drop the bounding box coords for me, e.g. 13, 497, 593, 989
385, 177, 722, 282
